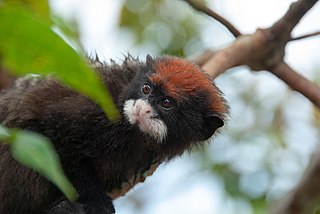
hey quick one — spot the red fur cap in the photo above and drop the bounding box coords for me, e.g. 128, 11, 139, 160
149, 57, 227, 115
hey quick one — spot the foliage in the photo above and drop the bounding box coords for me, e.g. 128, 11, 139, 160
0, 1, 119, 201
0, 125, 78, 201
0, 4, 119, 121
119, 0, 204, 56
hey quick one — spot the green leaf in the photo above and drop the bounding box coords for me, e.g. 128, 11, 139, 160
0, 125, 77, 201
52, 16, 85, 54
0, 5, 120, 121
313, 205, 320, 214
10, 130, 78, 201
3, 0, 49, 17
0, 125, 10, 142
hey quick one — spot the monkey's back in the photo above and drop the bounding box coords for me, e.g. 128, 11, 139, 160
0, 78, 84, 213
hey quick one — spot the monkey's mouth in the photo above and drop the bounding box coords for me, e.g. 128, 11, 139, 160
123, 99, 167, 142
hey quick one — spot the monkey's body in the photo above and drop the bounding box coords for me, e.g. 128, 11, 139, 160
0, 56, 227, 214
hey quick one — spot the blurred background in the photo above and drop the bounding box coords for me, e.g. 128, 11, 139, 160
48, 0, 320, 213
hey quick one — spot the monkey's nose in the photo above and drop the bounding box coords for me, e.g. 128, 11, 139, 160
142, 106, 152, 115
133, 100, 153, 118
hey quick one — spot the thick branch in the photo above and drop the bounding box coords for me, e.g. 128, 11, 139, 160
271, 0, 319, 42
183, 0, 241, 37
196, 0, 320, 108
191, 50, 216, 66
200, 29, 278, 77
270, 62, 320, 106
271, 151, 320, 214
200, 35, 251, 78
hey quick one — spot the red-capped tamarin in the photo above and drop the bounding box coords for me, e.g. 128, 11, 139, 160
0, 55, 228, 214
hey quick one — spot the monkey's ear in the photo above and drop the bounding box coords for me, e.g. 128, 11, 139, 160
146, 54, 155, 67
200, 114, 224, 141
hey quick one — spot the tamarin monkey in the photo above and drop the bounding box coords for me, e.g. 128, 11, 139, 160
0, 55, 228, 214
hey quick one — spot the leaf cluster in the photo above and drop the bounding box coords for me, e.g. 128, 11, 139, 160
0, 0, 119, 200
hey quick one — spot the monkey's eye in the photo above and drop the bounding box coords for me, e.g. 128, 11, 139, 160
142, 84, 151, 95
160, 98, 174, 110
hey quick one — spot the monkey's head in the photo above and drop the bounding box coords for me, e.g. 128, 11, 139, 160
122, 55, 228, 151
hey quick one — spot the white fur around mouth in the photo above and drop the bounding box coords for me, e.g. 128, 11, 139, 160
123, 99, 167, 142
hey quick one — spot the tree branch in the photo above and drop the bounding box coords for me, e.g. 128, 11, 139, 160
183, 0, 242, 37
271, 150, 320, 214
290, 31, 320, 41
191, 49, 216, 67
109, 163, 160, 200
200, 34, 254, 78
194, 0, 320, 109
270, 62, 320, 107
271, 0, 319, 42
199, 29, 280, 76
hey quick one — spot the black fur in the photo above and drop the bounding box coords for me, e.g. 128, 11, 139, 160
0, 56, 227, 214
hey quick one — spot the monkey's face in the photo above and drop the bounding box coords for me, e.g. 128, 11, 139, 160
123, 96, 168, 142
122, 56, 227, 144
